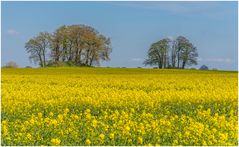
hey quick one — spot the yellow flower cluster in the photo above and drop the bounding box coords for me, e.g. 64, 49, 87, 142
1, 68, 238, 146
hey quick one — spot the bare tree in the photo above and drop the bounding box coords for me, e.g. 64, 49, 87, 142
25, 32, 50, 67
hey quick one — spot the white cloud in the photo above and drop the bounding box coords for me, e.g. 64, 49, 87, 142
7, 29, 19, 36
131, 58, 144, 62
200, 57, 233, 63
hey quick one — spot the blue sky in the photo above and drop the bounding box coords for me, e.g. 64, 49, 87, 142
2, 1, 238, 70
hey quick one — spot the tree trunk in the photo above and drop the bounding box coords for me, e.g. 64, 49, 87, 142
74, 48, 79, 63
85, 49, 90, 65
65, 49, 67, 61
177, 53, 180, 68
42, 49, 46, 67
62, 48, 66, 62
158, 60, 162, 69
55, 45, 60, 62
89, 54, 95, 66
78, 48, 82, 64
68, 42, 73, 61
164, 53, 167, 68
38, 53, 43, 67
171, 52, 176, 68
182, 61, 186, 69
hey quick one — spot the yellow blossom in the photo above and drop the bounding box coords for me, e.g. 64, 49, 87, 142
51, 138, 61, 146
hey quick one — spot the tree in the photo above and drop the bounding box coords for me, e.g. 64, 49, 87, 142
199, 65, 209, 70
87, 34, 112, 66
25, 32, 51, 67
49, 25, 111, 67
26, 24, 112, 67
181, 46, 198, 69
144, 36, 198, 69
176, 36, 198, 69
170, 39, 178, 68
49, 26, 65, 62
144, 38, 170, 68
4, 61, 18, 68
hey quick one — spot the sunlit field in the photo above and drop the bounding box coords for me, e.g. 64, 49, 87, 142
1, 67, 238, 146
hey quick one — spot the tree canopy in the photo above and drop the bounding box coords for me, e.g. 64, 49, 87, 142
25, 25, 112, 67
3, 61, 18, 68
144, 36, 198, 69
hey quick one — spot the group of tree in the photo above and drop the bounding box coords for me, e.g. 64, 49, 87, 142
144, 36, 198, 69
3, 61, 18, 68
25, 24, 112, 67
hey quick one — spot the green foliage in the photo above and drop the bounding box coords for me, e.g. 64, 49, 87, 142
145, 36, 198, 69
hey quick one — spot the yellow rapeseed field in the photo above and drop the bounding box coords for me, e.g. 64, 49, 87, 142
1, 67, 238, 146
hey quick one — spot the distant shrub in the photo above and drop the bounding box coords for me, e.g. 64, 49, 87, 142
66, 61, 76, 67
165, 67, 178, 69
199, 65, 209, 70
46, 61, 66, 67
46, 61, 93, 67
25, 66, 32, 68
3, 61, 18, 68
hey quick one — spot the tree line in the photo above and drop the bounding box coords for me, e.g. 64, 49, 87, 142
25, 24, 112, 67
144, 36, 198, 69
25, 24, 198, 69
